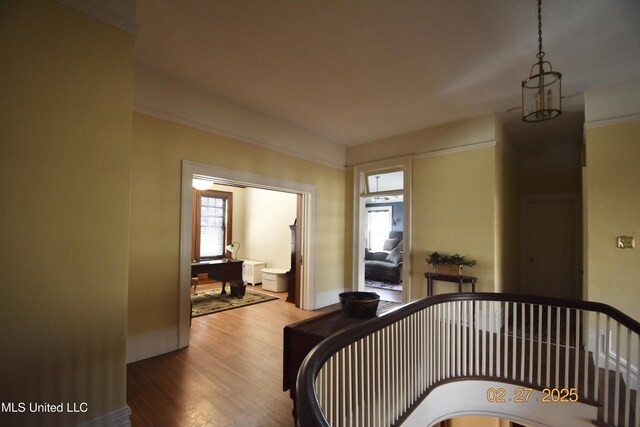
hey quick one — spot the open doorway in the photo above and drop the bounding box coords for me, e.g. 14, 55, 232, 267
353, 158, 411, 304
179, 161, 317, 348
189, 179, 299, 314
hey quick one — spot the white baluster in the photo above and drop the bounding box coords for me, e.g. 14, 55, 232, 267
604, 316, 611, 424
529, 303, 534, 384
546, 307, 552, 388
565, 307, 570, 389
574, 309, 580, 398
555, 308, 561, 388
595, 313, 601, 402
538, 304, 543, 387
613, 321, 620, 426
624, 328, 631, 427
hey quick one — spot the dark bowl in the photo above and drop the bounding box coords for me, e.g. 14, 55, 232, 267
339, 291, 380, 318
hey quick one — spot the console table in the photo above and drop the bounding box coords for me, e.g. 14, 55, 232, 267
283, 301, 400, 419
191, 259, 245, 297
425, 272, 477, 296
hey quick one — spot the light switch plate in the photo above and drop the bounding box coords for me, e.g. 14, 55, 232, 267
617, 236, 634, 249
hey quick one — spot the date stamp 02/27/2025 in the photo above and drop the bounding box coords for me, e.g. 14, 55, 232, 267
486, 387, 579, 404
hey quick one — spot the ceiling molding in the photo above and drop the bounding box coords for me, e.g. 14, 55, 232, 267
134, 67, 346, 169
58, 0, 138, 34
411, 140, 497, 160
134, 105, 346, 171
584, 113, 640, 130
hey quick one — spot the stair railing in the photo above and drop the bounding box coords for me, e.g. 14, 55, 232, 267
296, 293, 640, 427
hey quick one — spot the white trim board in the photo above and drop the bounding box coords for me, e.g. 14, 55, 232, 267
179, 161, 318, 349
77, 406, 131, 427
126, 327, 178, 364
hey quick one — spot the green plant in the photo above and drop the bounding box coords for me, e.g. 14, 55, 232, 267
426, 251, 477, 267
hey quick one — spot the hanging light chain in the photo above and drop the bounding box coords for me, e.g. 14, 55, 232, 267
537, 0, 544, 61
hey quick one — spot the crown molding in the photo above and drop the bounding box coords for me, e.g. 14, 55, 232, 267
133, 67, 346, 170
134, 104, 346, 171
58, 0, 138, 34
584, 113, 640, 130
411, 140, 496, 160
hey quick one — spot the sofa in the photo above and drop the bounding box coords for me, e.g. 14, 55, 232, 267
364, 231, 403, 283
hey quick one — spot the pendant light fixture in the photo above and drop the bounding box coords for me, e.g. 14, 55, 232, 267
522, 0, 562, 122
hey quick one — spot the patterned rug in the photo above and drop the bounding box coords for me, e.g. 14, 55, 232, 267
365, 279, 403, 292
191, 288, 279, 318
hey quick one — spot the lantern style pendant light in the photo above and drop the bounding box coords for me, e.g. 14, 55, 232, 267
522, 0, 562, 122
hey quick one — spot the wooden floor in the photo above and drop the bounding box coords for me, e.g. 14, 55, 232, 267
367, 286, 403, 303
127, 283, 334, 426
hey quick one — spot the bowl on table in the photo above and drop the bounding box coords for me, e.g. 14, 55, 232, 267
339, 291, 380, 318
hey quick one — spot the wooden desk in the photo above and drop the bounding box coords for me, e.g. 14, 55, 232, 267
425, 272, 477, 296
191, 259, 245, 296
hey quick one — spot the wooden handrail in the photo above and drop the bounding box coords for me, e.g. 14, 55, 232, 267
296, 292, 640, 427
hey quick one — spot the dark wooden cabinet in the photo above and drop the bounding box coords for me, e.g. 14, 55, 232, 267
286, 222, 296, 304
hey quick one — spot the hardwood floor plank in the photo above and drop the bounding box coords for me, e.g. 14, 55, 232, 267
127, 286, 334, 426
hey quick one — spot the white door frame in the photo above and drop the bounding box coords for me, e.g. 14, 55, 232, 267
353, 157, 412, 303
179, 160, 317, 348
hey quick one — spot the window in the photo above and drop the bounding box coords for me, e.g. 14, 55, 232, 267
365, 170, 404, 194
192, 189, 233, 262
366, 206, 392, 251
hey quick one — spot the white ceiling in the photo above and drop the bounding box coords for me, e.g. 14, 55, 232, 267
135, 0, 640, 148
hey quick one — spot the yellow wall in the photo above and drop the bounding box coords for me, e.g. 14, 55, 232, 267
128, 113, 346, 336
412, 147, 496, 298
347, 114, 496, 165
243, 188, 297, 269
584, 121, 640, 321
0, 1, 134, 424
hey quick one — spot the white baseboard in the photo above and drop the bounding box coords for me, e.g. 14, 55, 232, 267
77, 406, 131, 427
314, 288, 345, 309
126, 327, 179, 364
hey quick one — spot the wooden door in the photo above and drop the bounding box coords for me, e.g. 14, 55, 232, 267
520, 194, 580, 299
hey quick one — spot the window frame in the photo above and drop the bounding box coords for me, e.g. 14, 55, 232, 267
191, 189, 233, 262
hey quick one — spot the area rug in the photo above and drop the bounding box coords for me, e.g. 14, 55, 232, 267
365, 279, 403, 292
191, 288, 279, 318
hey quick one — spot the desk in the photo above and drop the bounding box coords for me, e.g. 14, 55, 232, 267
191, 259, 245, 297
425, 272, 477, 296
283, 301, 400, 418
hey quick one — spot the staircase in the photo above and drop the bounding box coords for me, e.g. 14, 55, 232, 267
296, 293, 640, 427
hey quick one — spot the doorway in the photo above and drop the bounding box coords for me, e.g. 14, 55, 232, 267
179, 161, 317, 348
520, 192, 581, 299
354, 158, 411, 303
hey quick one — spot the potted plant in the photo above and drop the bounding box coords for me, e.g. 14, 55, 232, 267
426, 251, 477, 276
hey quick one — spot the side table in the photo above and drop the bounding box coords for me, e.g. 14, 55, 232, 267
425, 272, 477, 296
